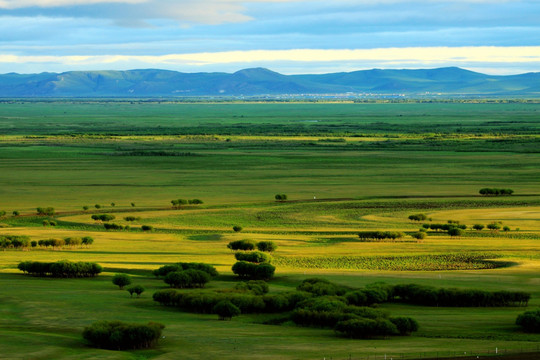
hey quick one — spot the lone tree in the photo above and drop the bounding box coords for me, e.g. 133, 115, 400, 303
213, 300, 241, 320
232, 225, 243, 233
112, 273, 132, 289
275, 194, 288, 201
473, 224, 485, 231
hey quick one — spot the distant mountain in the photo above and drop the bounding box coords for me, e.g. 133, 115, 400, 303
0, 67, 539, 97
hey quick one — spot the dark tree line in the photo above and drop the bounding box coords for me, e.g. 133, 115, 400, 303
479, 188, 514, 196
358, 231, 404, 241
18, 260, 102, 277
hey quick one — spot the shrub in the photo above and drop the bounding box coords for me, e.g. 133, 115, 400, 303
503, 226, 511, 232
124, 216, 141, 222
112, 274, 132, 289
473, 224, 485, 231
12, 210, 20, 216
275, 194, 287, 201
94, 204, 101, 209
171, 199, 188, 208
82, 321, 164, 350
83, 206, 89, 211
232, 225, 243, 232
516, 309, 540, 333
411, 232, 426, 240
227, 240, 256, 251
127, 285, 145, 298
188, 199, 204, 204
257, 241, 277, 252
234, 251, 271, 264
141, 225, 153, 231
213, 300, 241, 320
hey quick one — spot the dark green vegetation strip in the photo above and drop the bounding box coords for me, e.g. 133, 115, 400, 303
273, 253, 508, 271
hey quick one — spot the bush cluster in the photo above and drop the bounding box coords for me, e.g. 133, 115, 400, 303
393, 284, 530, 307
275, 194, 288, 201
479, 188, 514, 196
152, 262, 218, 277
91, 214, 115, 222
82, 321, 164, 350
18, 260, 102, 277
358, 231, 404, 241
164, 269, 211, 288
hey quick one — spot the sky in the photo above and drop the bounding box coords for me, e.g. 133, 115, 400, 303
0, 0, 539, 74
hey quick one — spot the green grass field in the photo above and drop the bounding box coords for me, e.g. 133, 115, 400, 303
0, 101, 539, 359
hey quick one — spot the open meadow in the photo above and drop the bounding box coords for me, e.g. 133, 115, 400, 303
0, 101, 539, 359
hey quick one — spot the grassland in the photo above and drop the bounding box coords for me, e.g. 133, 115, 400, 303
0, 101, 539, 359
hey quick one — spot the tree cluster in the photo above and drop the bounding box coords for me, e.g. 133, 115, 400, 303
18, 260, 102, 277
0, 235, 30, 249
479, 188, 514, 196
37, 237, 94, 248
82, 321, 164, 350
358, 231, 404, 241
516, 309, 540, 333
124, 216, 141, 222
229, 240, 275, 280
275, 194, 288, 201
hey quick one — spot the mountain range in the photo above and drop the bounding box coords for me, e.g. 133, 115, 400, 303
0, 67, 539, 97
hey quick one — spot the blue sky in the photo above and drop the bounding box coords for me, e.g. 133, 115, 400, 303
0, 0, 539, 74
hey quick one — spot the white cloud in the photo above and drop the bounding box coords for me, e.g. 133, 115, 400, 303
1, 46, 540, 74
0, 0, 147, 8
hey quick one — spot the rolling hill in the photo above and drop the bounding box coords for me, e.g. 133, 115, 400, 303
0, 67, 539, 97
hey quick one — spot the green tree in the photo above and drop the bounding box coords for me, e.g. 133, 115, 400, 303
112, 274, 132, 289
232, 225, 243, 232
213, 300, 241, 320
473, 224, 484, 231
